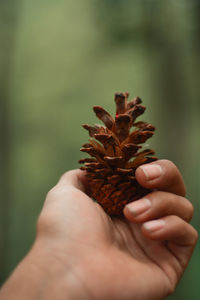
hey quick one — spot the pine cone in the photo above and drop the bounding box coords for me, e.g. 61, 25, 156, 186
79, 92, 157, 216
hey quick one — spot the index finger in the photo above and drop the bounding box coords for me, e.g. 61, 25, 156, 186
136, 159, 186, 197
44, 169, 91, 209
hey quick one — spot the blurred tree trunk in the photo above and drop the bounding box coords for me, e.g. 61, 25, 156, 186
154, 4, 200, 170
155, 44, 188, 166
0, 0, 21, 284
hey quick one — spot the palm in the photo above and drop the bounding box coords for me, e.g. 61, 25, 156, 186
111, 217, 176, 299
62, 190, 178, 300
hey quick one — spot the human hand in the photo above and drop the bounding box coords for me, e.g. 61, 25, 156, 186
34, 159, 197, 300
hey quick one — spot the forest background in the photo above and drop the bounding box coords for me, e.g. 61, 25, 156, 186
0, 1, 200, 299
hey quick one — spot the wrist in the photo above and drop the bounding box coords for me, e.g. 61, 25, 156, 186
0, 237, 89, 300
28, 238, 88, 300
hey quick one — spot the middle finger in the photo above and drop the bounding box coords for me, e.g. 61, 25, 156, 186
124, 191, 194, 223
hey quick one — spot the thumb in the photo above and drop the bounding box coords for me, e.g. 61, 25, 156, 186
58, 169, 88, 193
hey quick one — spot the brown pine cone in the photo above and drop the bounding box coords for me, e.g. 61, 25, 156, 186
79, 92, 157, 216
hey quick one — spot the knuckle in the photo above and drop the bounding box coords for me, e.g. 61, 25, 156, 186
168, 215, 182, 227
45, 182, 77, 204
147, 191, 162, 209
178, 197, 194, 221
192, 229, 199, 245
160, 160, 186, 196
59, 171, 70, 181
186, 201, 194, 220
59, 169, 77, 182
46, 185, 59, 198
160, 159, 180, 177
46, 184, 68, 200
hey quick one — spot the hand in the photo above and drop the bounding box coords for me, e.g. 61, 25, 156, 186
0, 160, 197, 300
34, 160, 197, 300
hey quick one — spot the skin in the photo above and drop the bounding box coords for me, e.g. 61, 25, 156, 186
0, 160, 198, 300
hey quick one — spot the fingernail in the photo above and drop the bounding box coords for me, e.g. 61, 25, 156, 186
126, 198, 151, 217
143, 220, 165, 232
140, 164, 163, 181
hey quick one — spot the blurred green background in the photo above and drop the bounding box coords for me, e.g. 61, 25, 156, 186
0, 0, 199, 298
